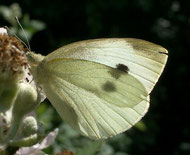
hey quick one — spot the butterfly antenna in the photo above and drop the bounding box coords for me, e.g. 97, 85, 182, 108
4, 26, 29, 50
15, 16, 31, 51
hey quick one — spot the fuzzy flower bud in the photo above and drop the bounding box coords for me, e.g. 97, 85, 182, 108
0, 27, 28, 119
0, 28, 43, 151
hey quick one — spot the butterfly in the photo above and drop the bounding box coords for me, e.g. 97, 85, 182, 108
26, 38, 168, 139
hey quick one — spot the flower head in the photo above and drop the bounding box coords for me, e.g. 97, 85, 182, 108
0, 28, 28, 81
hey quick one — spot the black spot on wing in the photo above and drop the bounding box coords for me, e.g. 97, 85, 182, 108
116, 64, 129, 73
108, 63, 129, 79
102, 81, 116, 92
158, 51, 168, 55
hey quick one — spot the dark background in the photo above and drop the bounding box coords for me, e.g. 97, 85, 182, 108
0, 0, 189, 154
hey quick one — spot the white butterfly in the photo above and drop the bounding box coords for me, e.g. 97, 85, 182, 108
27, 38, 168, 139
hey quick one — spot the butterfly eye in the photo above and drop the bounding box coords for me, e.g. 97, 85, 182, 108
26, 52, 44, 67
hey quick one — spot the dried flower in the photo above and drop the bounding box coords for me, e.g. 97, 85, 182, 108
0, 28, 28, 81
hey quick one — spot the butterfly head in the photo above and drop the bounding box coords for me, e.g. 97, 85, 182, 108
26, 52, 44, 68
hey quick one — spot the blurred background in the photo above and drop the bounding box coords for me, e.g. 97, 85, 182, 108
0, 0, 189, 155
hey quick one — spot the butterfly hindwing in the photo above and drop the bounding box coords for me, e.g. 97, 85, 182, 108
35, 59, 149, 139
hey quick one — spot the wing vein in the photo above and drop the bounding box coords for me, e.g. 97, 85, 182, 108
88, 46, 165, 65
53, 72, 148, 105
54, 71, 146, 93
92, 100, 118, 135
55, 77, 100, 138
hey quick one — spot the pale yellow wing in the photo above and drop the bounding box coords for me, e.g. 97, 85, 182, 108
35, 59, 149, 139
45, 39, 168, 93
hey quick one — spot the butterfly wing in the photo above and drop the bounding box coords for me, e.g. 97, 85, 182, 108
33, 38, 168, 139
35, 59, 149, 139
45, 39, 168, 93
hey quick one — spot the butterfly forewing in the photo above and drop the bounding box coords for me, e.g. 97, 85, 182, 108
45, 39, 168, 93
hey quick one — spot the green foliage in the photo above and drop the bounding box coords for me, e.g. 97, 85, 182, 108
0, 3, 45, 41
